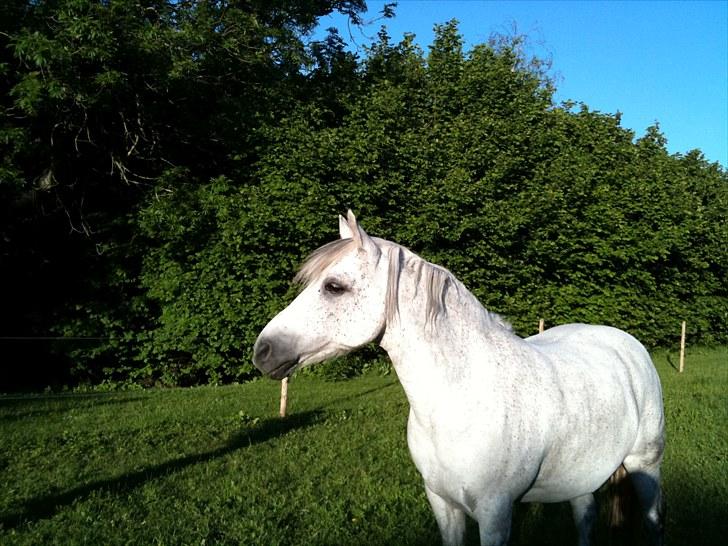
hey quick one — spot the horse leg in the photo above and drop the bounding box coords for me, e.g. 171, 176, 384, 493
623, 455, 665, 546
570, 494, 597, 546
474, 497, 513, 546
425, 486, 466, 546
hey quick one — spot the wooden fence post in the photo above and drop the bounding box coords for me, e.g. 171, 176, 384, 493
679, 321, 686, 373
538, 319, 545, 334
279, 377, 289, 417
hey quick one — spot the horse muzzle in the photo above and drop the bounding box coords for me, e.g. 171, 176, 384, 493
252, 335, 299, 379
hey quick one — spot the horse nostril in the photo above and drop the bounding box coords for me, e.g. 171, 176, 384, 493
254, 339, 273, 364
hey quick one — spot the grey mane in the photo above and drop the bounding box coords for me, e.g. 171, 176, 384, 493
394, 244, 512, 332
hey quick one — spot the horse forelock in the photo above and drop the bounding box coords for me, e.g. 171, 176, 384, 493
294, 237, 401, 329
294, 238, 356, 287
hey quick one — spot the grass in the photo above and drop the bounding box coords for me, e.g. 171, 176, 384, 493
1, 347, 726, 545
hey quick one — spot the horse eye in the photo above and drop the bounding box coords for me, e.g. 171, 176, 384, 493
324, 281, 346, 295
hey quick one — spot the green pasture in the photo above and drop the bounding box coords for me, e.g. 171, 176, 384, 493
1, 348, 726, 545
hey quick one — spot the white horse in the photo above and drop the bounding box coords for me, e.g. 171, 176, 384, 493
253, 211, 665, 546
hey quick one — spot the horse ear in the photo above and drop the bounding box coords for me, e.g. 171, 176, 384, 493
339, 214, 354, 239
346, 210, 379, 256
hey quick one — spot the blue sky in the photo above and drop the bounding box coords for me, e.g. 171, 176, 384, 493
316, 1, 727, 167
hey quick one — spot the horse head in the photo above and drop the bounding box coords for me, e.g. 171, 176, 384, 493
252, 211, 390, 379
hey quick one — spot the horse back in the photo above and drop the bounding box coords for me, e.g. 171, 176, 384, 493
526, 323, 663, 410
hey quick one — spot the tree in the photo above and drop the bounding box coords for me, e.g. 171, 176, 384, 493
0, 0, 370, 388
2, 8, 725, 388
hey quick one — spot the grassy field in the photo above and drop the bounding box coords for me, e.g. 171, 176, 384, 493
1, 348, 726, 545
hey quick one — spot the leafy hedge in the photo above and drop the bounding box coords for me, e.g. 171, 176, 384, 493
1, 3, 725, 388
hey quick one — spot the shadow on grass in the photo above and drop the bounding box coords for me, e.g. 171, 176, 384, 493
660, 477, 728, 546
0, 395, 147, 422
356, 472, 727, 546
323, 379, 399, 407
665, 351, 679, 372
508, 475, 726, 546
0, 410, 323, 531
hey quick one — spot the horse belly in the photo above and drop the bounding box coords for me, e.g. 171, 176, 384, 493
522, 375, 641, 501
520, 418, 634, 503
406, 408, 540, 512
521, 455, 622, 503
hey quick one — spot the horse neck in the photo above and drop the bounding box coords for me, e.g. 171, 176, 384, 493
379, 248, 517, 410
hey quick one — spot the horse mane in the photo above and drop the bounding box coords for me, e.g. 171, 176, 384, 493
406, 253, 454, 327
392, 244, 512, 332
294, 237, 511, 332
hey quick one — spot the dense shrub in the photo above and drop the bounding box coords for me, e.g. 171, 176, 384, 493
1, 3, 725, 387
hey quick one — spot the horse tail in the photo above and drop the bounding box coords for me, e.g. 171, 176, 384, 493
607, 463, 638, 542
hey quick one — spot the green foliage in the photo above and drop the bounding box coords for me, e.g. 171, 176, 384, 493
1, 348, 726, 544
1, 0, 370, 387
245, 19, 726, 352
1, 4, 725, 387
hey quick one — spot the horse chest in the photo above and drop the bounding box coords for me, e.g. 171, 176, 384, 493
406, 413, 469, 505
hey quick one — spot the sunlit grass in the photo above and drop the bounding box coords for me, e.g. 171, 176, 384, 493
1, 348, 725, 545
